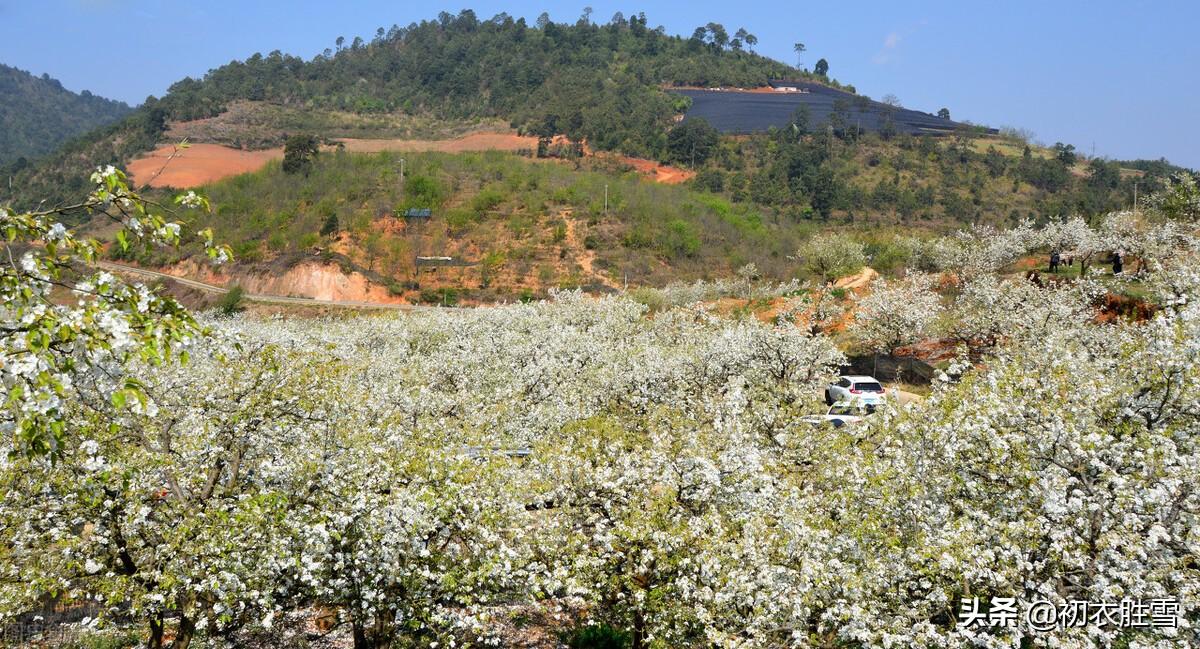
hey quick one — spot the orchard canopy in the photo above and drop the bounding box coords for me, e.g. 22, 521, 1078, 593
1, 169, 1199, 648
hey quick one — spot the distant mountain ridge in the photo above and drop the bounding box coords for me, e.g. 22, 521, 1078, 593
0, 64, 133, 165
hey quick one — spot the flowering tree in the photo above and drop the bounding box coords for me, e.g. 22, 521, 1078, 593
2, 179, 1199, 649
1040, 216, 1105, 276
1145, 172, 1200, 221
1, 166, 229, 457
926, 221, 1038, 278
793, 233, 866, 284
850, 274, 943, 364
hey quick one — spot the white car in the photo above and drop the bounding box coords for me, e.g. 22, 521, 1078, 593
825, 375, 887, 406
801, 402, 875, 428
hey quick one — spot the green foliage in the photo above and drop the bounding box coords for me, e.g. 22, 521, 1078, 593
192, 150, 811, 286
0, 64, 132, 165
663, 219, 701, 258
282, 134, 319, 174
7, 10, 804, 206
564, 624, 632, 649
419, 287, 459, 305
404, 175, 446, 208
217, 285, 246, 316
666, 118, 719, 167
319, 212, 339, 237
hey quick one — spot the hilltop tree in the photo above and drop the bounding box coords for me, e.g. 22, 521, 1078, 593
667, 118, 719, 167
732, 27, 749, 51
937, 107, 950, 120
813, 57, 828, 76
282, 134, 319, 174
1054, 142, 1077, 166
706, 22, 729, 50
793, 42, 806, 67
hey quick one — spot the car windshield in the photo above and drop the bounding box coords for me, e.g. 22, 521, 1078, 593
854, 382, 884, 392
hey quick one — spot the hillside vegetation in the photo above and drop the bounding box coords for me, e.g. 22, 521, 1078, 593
0, 64, 131, 165
2, 10, 810, 208
117, 149, 810, 299
111, 128, 1193, 302
691, 125, 1191, 228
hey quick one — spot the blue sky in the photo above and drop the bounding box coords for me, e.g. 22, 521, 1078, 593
2, 1, 1197, 168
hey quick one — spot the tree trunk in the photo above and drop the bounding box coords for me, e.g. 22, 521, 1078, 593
352, 621, 376, 649
631, 610, 647, 649
148, 615, 165, 649
171, 615, 196, 649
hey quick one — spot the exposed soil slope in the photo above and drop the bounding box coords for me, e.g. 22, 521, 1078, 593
127, 144, 282, 188
127, 132, 691, 189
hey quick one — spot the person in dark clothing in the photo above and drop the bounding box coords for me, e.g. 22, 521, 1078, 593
1049, 250, 1060, 273
1112, 251, 1124, 275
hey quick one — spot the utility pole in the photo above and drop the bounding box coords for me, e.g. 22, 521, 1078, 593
399, 158, 405, 187
1133, 181, 1138, 215
604, 184, 608, 216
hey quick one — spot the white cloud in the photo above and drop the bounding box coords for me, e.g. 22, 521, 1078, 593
872, 31, 902, 64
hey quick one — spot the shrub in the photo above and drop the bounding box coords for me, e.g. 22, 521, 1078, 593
216, 285, 245, 316
472, 185, 505, 216
662, 219, 700, 258
419, 287, 459, 305
564, 624, 631, 649
319, 213, 339, 237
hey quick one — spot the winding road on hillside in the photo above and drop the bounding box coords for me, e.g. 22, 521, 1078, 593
94, 261, 430, 311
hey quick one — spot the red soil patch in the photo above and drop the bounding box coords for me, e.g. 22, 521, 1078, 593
127, 143, 282, 189
1095, 292, 1156, 323
335, 132, 537, 153
609, 155, 695, 184
670, 85, 785, 94
894, 338, 960, 364
127, 132, 688, 188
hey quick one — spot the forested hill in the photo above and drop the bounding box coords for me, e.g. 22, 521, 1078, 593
160, 10, 814, 152
3, 10, 819, 207
0, 64, 132, 165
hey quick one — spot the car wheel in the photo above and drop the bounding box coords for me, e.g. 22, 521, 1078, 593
824, 390, 833, 405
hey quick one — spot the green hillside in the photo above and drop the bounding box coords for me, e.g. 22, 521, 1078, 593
114, 149, 812, 300
2, 11, 815, 208
4, 8, 1194, 275
0, 64, 132, 165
